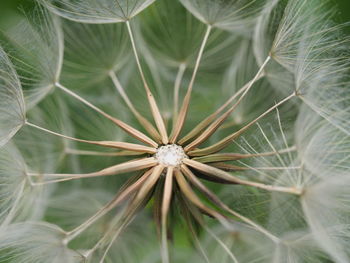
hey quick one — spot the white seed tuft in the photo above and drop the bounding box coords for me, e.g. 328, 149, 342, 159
155, 144, 187, 167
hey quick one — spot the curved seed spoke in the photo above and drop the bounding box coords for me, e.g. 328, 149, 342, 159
90, 166, 163, 261
204, 163, 246, 171
178, 75, 265, 146
193, 153, 264, 163
169, 90, 191, 143
109, 71, 162, 143
183, 159, 302, 195
173, 63, 187, 127
28, 157, 158, 184
181, 165, 280, 243
178, 109, 217, 146
134, 165, 164, 202
126, 21, 168, 144
0, 181, 26, 232
179, 192, 234, 262
137, 115, 163, 143
203, 226, 239, 263
178, 197, 211, 263
174, 169, 224, 220
161, 167, 174, 263
87, 207, 136, 262
64, 169, 153, 243
189, 93, 296, 157
211, 162, 301, 172
148, 92, 169, 144
56, 82, 158, 147
109, 70, 140, 117
65, 148, 146, 157
98, 172, 161, 263
184, 106, 237, 151
184, 57, 270, 151
25, 122, 156, 153
91, 141, 156, 153
192, 146, 297, 163
98, 220, 131, 263
170, 25, 212, 143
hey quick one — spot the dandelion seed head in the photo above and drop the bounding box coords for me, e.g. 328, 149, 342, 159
0, 0, 349, 261
155, 144, 187, 167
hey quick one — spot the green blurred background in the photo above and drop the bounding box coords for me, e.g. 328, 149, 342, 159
0, 0, 350, 26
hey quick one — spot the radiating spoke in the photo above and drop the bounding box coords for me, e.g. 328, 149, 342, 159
170, 25, 212, 143
126, 21, 168, 144
178, 74, 265, 146
188, 93, 296, 157
181, 165, 280, 243
0, 180, 26, 232
174, 169, 228, 223
179, 188, 238, 263
64, 169, 153, 244
203, 225, 239, 263
98, 218, 132, 263
161, 167, 174, 263
109, 71, 162, 143
25, 121, 156, 153
86, 167, 165, 261
65, 148, 146, 157
183, 159, 302, 195
56, 82, 158, 147
134, 165, 165, 202
192, 146, 296, 163
173, 63, 187, 127
211, 162, 301, 172
91, 166, 165, 261
184, 57, 270, 151
85, 205, 135, 261
97, 164, 163, 263
28, 157, 158, 184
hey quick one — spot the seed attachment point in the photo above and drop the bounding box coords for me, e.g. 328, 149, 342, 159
155, 144, 187, 167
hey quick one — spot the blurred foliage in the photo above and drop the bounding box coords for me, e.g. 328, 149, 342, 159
0, 0, 350, 19
0, 0, 349, 31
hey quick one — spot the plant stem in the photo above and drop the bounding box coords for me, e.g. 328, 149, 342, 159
170, 25, 212, 143
109, 71, 162, 142
173, 63, 187, 127
189, 92, 296, 156
25, 121, 156, 153
126, 21, 168, 144
184, 56, 271, 151
56, 82, 158, 147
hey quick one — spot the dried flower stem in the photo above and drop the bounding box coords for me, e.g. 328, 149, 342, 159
109, 70, 162, 142
161, 167, 174, 263
65, 148, 145, 157
56, 82, 158, 147
181, 165, 280, 243
189, 92, 296, 156
25, 121, 156, 153
178, 74, 265, 145
126, 21, 168, 144
183, 159, 302, 195
170, 25, 212, 143
173, 63, 187, 127
63, 170, 153, 244
28, 157, 158, 183
192, 146, 297, 163
184, 56, 271, 151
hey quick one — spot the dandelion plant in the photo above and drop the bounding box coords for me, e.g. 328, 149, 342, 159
0, 0, 349, 262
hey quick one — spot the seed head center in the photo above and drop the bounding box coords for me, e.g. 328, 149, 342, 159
155, 144, 187, 167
